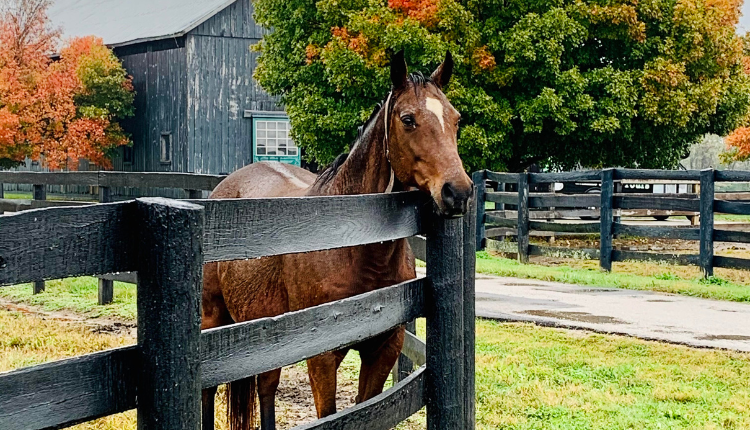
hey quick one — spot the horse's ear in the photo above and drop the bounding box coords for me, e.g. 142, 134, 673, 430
431, 51, 453, 89
390, 50, 408, 91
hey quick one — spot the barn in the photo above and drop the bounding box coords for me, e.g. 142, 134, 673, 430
47, 0, 301, 176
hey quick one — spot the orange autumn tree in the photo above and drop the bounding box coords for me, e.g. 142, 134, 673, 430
724, 33, 750, 162
0, 0, 133, 169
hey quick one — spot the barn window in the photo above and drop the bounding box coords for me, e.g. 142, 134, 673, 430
160, 133, 172, 164
123, 146, 134, 164
252, 117, 301, 166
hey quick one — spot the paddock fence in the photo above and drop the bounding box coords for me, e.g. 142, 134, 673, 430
0, 177, 477, 430
473, 168, 750, 276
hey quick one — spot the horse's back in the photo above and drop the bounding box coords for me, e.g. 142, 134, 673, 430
210, 161, 316, 199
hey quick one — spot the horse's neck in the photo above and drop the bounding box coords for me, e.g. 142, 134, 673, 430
325, 109, 392, 196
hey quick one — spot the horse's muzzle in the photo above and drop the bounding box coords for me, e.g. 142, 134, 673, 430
440, 181, 473, 217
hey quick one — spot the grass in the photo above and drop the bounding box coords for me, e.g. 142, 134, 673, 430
476, 251, 750, 302
2, 310, 748, 429
0, 277, 136, 319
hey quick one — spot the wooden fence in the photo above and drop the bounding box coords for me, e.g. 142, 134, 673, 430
473, 168, 750, 277
0, 171, 225, 303
0, 182, 477, 430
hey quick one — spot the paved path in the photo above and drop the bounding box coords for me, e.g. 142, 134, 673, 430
473, 273, 750, 352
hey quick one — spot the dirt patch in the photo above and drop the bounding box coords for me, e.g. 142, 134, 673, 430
646, 299, 674, 303
696, 334, 750, 341
521, 310, 629, 325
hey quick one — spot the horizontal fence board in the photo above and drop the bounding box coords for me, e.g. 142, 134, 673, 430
201, 278, 425, 388
713, 256, 750, 270
715, 171, 750, 182
485, 171, 519, 183
614, 169, 701, 181
488, 209, 601, 220
612, 250, 699, 266
0, 202, 136, 286
613, 224, 700, 240
484, 227, 583, 238
291, 366, 425, 430
0, 171, 99, 186
714, 200, 750, 215
715, 192, 750, 200
402, 331, 426, 367
529, 221, 601, 234
0, 346, 137, 430
485, 192, 516, 205
529, 170, 601, 183
616, 193, 697, 199
529, 194, 600, 208
714, 230, 750, 243
0, 199, 95, 212
198, 192, 426, 262
484, 212, 517, 228
99, 172, 224, 190
96, 272, 138, 284
530, 245, 600, 259
614, 196, 700, 212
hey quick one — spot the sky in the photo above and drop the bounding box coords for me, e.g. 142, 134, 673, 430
739, 0, 750, 34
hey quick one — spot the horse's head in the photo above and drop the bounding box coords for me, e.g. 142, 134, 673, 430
386, 51, 473, 217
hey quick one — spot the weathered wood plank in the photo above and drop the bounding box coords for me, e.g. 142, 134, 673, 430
529, 170, 601, 183
600, 169, 614, 271
407, 236, 426, 262
713, 256, 750, 270
528, 220, 601, 234
291, 366, 425, 430
485, 171, 519, 183
0, 346, 138, 430
714, 171, 750, 182
700, 169, 715, 277
517, 174, 530, 264
99, 171, 224, 190
614, 196, 700, 212
0, 199, 94, 212
484, 212, 517, 228
198, 191, 426, 263
402, 331, 426, 367
0, 171, 99, 186
472, 171, 486, 250
714, 230, 750, 243
463, 195, 477, 430
613, 225, 700, 240
0, 202, 136, 286
485, 192, 516, 205
614, 169, 701, 181
612, 250, 699, 266
714, 200, 750, 215
200, 279, 424, 388
529, 194, 600, 208
136, 198, 204, 430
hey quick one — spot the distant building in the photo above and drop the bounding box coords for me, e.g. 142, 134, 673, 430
48, 0, 301, 175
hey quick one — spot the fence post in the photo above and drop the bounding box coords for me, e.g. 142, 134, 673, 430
98, 186, 114, 305
462, 192, 477, 430
0, 182, 4, 215
472, 171, 486, 251
517, 173, 529, 264
700, 169, 715, 278
137, 198, 204, 430
600, 169, 614, 271
395, 320, 417, 382
426, 212, 465, 430
33, 184, 46, 294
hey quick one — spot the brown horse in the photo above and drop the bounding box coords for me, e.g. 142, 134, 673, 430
201, 50, 473, 430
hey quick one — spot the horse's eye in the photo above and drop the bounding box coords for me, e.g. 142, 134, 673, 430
401, 115, 416, 128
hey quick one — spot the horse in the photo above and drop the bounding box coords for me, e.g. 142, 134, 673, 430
200, 50, 473, 430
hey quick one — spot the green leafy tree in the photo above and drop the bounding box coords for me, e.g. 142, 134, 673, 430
253, 0, 750, 172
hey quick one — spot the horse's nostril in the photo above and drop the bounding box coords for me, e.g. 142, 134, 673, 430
441, 183, 456, 207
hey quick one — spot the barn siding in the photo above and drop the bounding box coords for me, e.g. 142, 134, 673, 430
186, 31, 282, 174
191, 0, 268, 39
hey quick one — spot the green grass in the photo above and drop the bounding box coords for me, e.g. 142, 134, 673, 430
715, 213, 750, 222
0, 277, 136, 319
475, 251, 750, 302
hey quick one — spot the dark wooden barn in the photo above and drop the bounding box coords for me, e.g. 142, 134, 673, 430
47, 0, 301, 177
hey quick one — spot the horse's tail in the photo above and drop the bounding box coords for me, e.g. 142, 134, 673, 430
227, 376, 256, 430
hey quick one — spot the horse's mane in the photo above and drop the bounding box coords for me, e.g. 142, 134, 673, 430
313, 73, 433, 188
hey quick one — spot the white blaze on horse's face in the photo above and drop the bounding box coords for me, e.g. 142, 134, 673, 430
425, 97, 445, 133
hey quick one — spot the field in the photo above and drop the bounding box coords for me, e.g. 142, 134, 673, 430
1, 280, 749, 429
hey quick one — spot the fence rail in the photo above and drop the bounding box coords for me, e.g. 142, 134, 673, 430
474, 168, 750, 276
0, 185, 477, 430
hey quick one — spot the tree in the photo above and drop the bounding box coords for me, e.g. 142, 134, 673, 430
0, 0, 134, 169
253, 0, 750, 172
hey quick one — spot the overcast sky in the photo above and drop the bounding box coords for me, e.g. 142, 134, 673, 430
739, 1, 750, 34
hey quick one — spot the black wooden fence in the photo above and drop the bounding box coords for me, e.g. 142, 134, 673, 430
474, 168, 750, 277
0, 180, 476, 430
0, 171, 224, 303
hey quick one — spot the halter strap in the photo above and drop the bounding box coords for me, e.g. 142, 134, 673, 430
383, 91, 396, 193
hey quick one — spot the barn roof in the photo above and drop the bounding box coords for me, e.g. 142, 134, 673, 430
48, 0, 237, 48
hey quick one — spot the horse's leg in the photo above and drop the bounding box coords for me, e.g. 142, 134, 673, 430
257, 368, 281, 430
356, 326, 405, 402
307, 350, 348, 418
201, 262, 233, 430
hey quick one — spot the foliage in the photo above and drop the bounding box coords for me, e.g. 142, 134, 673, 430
253, 0, 750, 172
0, 0, 134, 169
